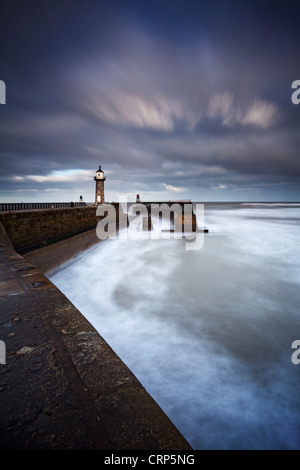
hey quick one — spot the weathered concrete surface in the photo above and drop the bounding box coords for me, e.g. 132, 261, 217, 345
0, 204, 126, 255
0, 206, 99, 255
23, 228, 101, 274
0, 223, 192, 450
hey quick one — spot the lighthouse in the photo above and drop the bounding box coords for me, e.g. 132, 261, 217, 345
94, 165, 106, 205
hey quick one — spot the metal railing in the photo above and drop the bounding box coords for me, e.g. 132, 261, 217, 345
0, 202, 87, 211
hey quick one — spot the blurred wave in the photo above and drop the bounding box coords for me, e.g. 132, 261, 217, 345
50, 203, 300, 449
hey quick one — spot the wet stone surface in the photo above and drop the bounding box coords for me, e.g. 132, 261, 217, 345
0, 221, 192, 450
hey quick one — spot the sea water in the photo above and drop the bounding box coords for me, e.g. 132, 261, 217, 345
49, 203, 300, 450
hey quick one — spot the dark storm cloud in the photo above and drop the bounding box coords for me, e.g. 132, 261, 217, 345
0, 0, 300, 201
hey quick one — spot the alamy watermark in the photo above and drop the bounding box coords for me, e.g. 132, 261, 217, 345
291, 80, 300, 105
291, 340, 300, 365
96, 198, 205, 251
0, 340, 6, 364
0, 80, 6, 104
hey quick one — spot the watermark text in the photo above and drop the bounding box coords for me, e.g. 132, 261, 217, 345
96, 198, 205, 251
0, 340, 6, 364
291, 340, 300, 364
291, 80, 300, 105
0, 80, 6, 104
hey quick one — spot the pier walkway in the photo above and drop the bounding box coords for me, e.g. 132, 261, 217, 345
0, 222, 191, 450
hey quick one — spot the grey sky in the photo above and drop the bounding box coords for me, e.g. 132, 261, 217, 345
0, 0, 299, 202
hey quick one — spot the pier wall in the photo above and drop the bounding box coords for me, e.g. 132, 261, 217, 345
0, 206, 102, 255
0, 216, 192, 450
0, 204, 126, 273
0, 202, 204, 273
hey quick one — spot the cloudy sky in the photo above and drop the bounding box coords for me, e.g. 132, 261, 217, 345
0, 0, 299, 202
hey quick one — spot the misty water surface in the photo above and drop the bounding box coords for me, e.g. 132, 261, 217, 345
49, 203, 300, 450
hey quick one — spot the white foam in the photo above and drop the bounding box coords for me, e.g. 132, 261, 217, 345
50, 205, 300, 449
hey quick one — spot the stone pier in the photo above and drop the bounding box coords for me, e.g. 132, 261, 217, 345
0, 211, 192, 450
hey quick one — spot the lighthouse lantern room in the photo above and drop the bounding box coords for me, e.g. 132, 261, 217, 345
94, 165, 106, 205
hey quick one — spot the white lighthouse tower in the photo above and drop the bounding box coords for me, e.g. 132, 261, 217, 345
94, 165, 106, 205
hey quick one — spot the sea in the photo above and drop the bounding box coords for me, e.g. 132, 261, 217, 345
49, 202, 300, 450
